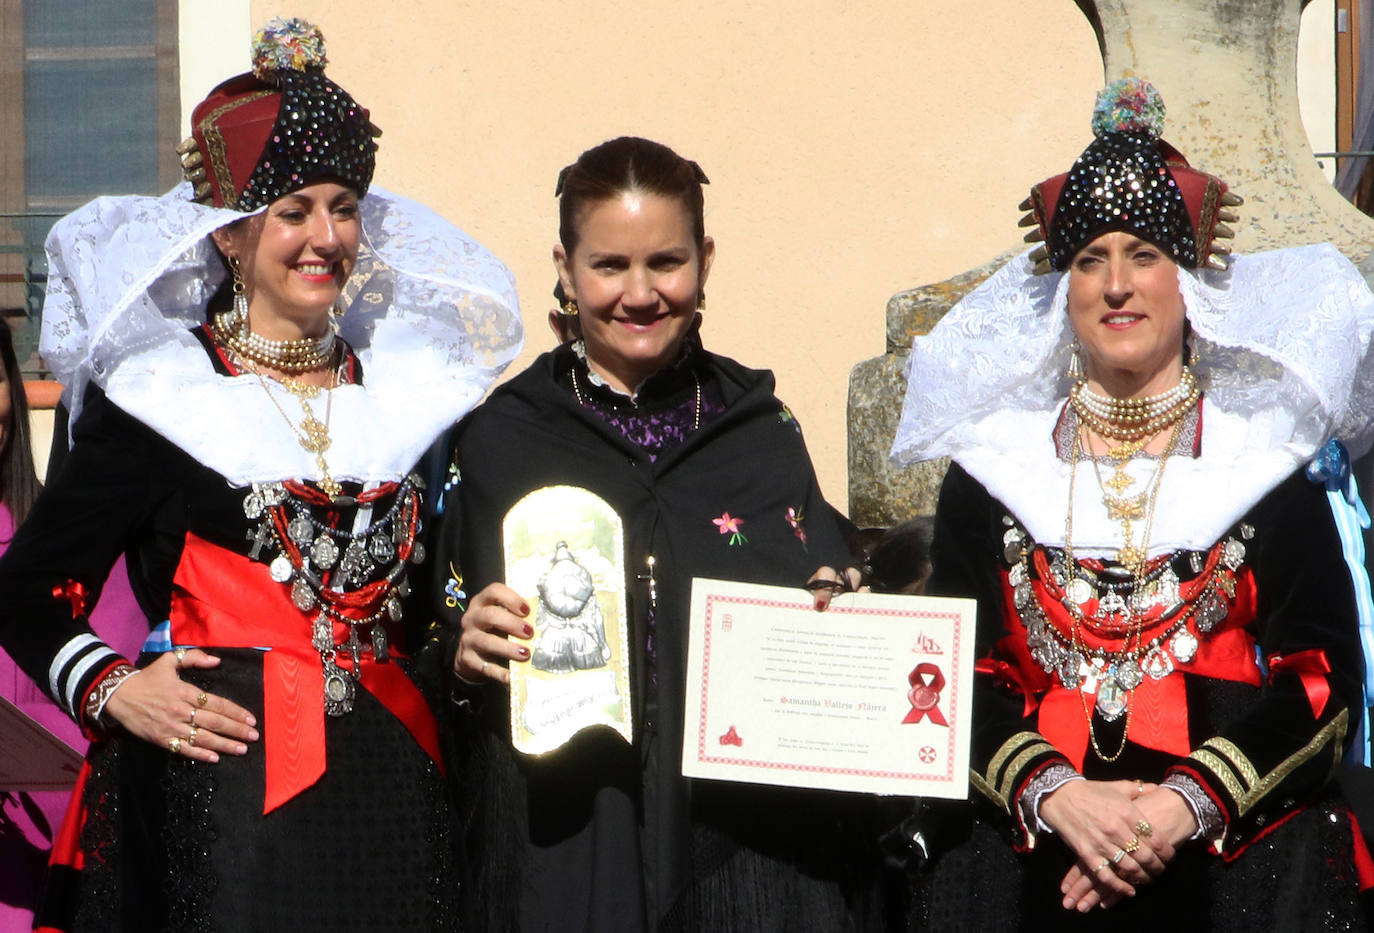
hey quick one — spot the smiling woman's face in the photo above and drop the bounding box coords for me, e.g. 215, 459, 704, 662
1067, 231, 1187, 398
555, 190, 713, 394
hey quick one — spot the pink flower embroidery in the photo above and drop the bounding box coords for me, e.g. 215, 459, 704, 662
713, 512, 748, 546
786, 506, 808, 549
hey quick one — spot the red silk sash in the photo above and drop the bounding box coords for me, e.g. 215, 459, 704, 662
169, 533, 443, 813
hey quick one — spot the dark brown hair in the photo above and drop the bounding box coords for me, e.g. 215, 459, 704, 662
0, 322, 40, 530
556, 136, 709, 254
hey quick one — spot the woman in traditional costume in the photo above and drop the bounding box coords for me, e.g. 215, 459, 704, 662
430, 136, 884, 932
0, 18, 522, 931
891, 79, 1374, 929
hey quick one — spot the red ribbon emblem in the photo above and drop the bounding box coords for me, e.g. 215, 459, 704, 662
902, 662, 948, 725
1268, 649, 1332, 719
51, 579, 89, 619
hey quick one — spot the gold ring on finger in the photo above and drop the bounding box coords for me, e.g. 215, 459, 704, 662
196, 691, 208, 708
1093, 859, 1110, 873
168, 737, 182, 755
174, 647, 188, 665
1110, 848, 1126, 865
1124, 838, 1140, 854
1136, 819, 1153, 837
187, 727, 199, 747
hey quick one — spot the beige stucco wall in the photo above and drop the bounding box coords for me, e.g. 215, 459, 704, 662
167, 2, 1336, 511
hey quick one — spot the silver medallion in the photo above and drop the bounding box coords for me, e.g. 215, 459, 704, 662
1058, 651, 1084, 689
1154, 567, 1181, 606
310, 535, 339, 570
392, 518, 409, 545
1239, 523, 1255, 540
1189, 551, 1205, 574
1194, 589, 1228, 632
1050, 554, 1068, 587
291, 579, 317, 612
371, 622, 389, 662
1098, 591, 1127, 617
1171, 629, 1199, 664
340, 539, 374, 585
243, 491, 265, 520
1013, 582, 1032, 610
386, 594, 403, 622
1095, 678, 1128, 721
269, 554, 294, 583
409, 541, 426, 565
369, 534, 394, 563
312, 613, 334, 653
288, 515, 314, 545
1025, 614, 1049, 648
1114, 661, 1144, 691
1141, 646, 1174, 680
1222, 538, 1246, 571
1065, 577, 1093, 606
260, 482, 286, 506
1008, 563, 1027, 588
322, 660, 356, 716
1002, 528, 1025, 564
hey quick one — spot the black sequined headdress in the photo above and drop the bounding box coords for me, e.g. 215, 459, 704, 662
175, 18, 379, 211
1019, 79, 1240, 274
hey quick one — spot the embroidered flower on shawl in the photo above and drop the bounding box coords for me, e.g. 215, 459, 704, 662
444, 564, 467, 611
778, 403, 801, 434
786, 506, 808, 549
713, 512, 748, 547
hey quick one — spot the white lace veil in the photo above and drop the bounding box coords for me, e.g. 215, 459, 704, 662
40, 182, 524, 485
889, 244, 1374, 550
892, 243, 1374, 468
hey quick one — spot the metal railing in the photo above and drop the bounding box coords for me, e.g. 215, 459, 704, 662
0, 211, 65, 378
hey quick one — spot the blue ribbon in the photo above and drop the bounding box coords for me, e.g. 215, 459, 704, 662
1307, 438, 1374, 766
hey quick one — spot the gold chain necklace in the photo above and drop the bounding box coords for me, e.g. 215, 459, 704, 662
251, 366, 344, 498
1063, 416, 1184, 762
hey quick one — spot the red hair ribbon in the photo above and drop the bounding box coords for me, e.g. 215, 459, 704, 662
51, 580, 89, 619
902, 662, 948, 725
1268, 649, 1331, 719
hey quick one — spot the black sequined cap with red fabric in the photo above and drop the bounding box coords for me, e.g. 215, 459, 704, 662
175, 17, 379, 212
1019, 79, 1240, 274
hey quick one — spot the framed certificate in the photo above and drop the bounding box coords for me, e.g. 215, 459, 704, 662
682, 578, 975, 798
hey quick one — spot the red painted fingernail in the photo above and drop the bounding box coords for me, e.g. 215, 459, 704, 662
520, 602, 530, 615
516, 646, 530, 659
815, 598, 825, 611
523, 624, 534, 638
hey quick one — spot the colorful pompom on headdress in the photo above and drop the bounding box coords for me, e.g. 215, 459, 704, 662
1019, 78, 1241, 274
176, 17, 379, 211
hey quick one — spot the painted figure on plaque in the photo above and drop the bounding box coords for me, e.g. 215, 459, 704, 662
531, 542, 612, 673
